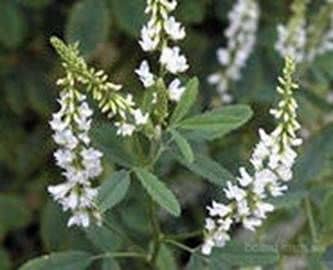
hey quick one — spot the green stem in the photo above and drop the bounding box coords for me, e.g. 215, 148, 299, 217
164, 238, 195, 254
148, 197, 162, 265
304, 197, 318, 243
168, 230, 203, 240
91, 251, 147, 261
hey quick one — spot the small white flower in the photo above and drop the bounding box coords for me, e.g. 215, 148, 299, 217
115, 122, 136, 137
168, 79, 186, 102
217, 217, 233, 231
207, 201, 232, 217
242, 217, 262, 231
135, 60, 155, 88
132, 109, 149, 125
237, 199, 250, 217
217, 48, 230, 65
160, 46, 189, 74
54, 149, 75, 169
201, 238, 215, 255
238, 167, 253, 187
68, 211, 90, 227
139, 24, 160, 52
164, 16, 185, 40
53, 129, 79, 150
224, 181, 247, 201
205, 218, 216, 231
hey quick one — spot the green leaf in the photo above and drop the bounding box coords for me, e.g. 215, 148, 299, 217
295, 125, 333, 183
170, 77, 199, 125
156, 245, 177, 270
40, 200, 93, 252
19, 251, 93, 270
187, 253, 231, 270
321, 192, 333, 231
85, 223, 123, 252
66, 0, 110, 56
0, 195, 31, 235
110, 0, 146, 37
171, 130, 194, 163
175, 0, 206, 24
92, 124, 137, 168
0, 0, 26, 48
177, 105, 253, 140
0, 249, 11, 270
175, 153, 234, 186
210, 241, 279, 267
101, 258, 121, 270
96, 170, 131, 212
134, 168, 181, 216
19, 0, 51, 9
268, 190, 308, 209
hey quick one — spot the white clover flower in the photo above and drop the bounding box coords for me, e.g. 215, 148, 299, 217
208, 0, 259, 103
168, 78, 185, 102
160, 46, 189, 74
135, 60, 155, 88
202, 58, 302, 255
164, 16, 185, 40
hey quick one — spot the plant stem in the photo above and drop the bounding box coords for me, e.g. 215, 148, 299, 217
168, 230, 203, 240
91, 251, 147, 261
148, 197, 162, 265
304, 197, 318, 243
163, 238, 195, 254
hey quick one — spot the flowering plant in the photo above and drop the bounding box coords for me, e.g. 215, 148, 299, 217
3, 0, 333, 269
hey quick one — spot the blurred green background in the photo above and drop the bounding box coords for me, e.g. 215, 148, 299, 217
1, 0, 333, 269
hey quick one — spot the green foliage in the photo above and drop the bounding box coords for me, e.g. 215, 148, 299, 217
170, 77, 199, 125
188, 242, 279, 269
171, 130, 194, 163
66, 0, 110, 56
0, 195, 31, 235
3, 0, 333, 269
96, 170, 131, 212
134, 167, 181, 216
0, 249, 11, 270
176, 105, 253, 140
175, 153, 234, 186
156, 245, 177, 270
0, 0, 26, 48
110, 0, 146, 37
19, 251, 93, 270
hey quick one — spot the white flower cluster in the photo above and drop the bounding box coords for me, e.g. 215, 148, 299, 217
136, 0, 188, 103
275, 22, 307, 63
276, 0, 333, 63
113, 94, 149, 137
307, 6, 333, 61
208, 0, 259, 104
48, 89, 103, 228
202, 58, 302, 255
